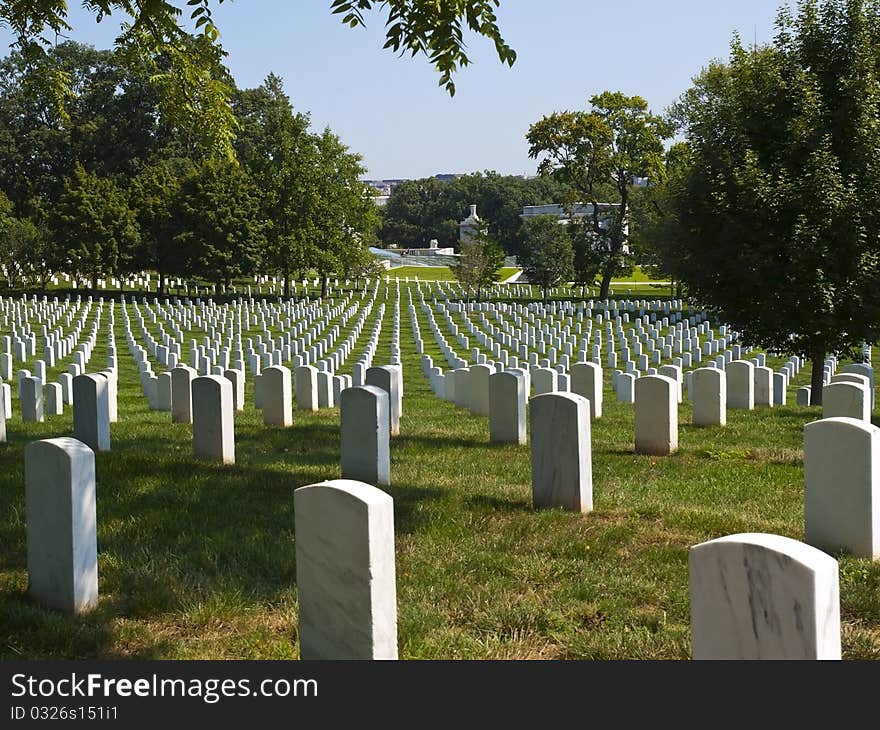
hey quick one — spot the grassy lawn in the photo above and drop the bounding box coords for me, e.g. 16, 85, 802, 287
386, 266, 456, 281
1, 282, 879, 659
613, 266, 668, 283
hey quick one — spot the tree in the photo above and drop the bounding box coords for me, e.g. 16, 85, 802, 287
0, 1, 515, 157
128, 157, 195, 294
450, 223, 505, 300
520, 215, 574, 298
233, 74, 318, 297
0, 41, 177, 214
379, 177, 459, 248
50, 164, 140, 289
379, 171, 569, 253
567, 218, 604, 294
171, 159, 267, 294
338, 246, 386, 291
669, 0, 880, 404
628, 142, 693, 297
311, 128, 379, 298
526, 92, 672, 298
0, 191, 41, 288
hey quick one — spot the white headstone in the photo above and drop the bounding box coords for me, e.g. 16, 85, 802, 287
570, 362, 602, 420
340, 386, 390, 487
295, 365, 319, 412
822, 381, 870, 422
192, 375, 235, 464
25, 437, 98, 614
689, 533, 840, 659
44, 381, 63, 416
635, 375, 678, 456
467, 363, 493, 417
805, 417, 880, 559
223, 369, 245, 412
754, 365, 774, 407
72, 374, 110, 452
263, 366, 293, 427
529, 392, 592, 512
692, 367, 726, 427
20, 376, 43, 423
727, 360, 755, 410
366, 366, 401, 436
489, 370, 526, 444
171, 366, 195, 424
294, 479, 398, 660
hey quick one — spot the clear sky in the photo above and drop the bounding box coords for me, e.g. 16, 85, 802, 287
1, 1, 784, 179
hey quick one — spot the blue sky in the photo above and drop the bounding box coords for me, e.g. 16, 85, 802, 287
1, 1, 783, 179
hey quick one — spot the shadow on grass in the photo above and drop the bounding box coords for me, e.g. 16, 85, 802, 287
395, 433, 491, 451
0, 415, 447, 658
465, 494, 532, 513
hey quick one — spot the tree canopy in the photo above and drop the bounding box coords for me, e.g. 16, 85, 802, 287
450, 222, 505, 300
378, 172, 568, 255
0, 39, 379, 297
0, 1, 515, 158
527, 92, 672, 298
520, 215, 574, 297
667, 0, 880, 402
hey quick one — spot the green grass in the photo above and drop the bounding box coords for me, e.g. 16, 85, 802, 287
383, 266, 521, 283
386, 266, 457, 281
1, 283, 879, 660
612, 266, 668, 283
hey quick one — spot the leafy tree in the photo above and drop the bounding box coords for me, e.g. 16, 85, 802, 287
338, 246, 386, 291
171, 158, 267, 294
520, 215, 574, 298
669, 0, 880, 404
628, 142, 692, 297
450, 223, 505, 300
50, 164, 140, 289
0, 1, 515, 157
0, 191, 41, 288
0, 41, 175, 214
379, 177, 459, 248
311, 128, 380, 298
567, 218, 604, 294
379, 171, 569, 254
128, 157, 195, 294
526, 92, 672, 298
233, 74, 318, 297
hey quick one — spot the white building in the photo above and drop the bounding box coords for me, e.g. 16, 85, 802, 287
521, 203, 628, 250
459, 204, 482, 243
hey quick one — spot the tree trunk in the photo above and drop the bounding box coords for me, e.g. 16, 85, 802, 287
599, 264, 614, 299
321, 276, 328, 299
810, 344, 826, 406
92, 273, 98, 291
284, 271, 290, 299
158, 270, 165, 295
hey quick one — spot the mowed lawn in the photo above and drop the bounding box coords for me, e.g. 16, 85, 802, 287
1, 283, 880, 660
386, 266, 457, 281
383, 266, 522, 283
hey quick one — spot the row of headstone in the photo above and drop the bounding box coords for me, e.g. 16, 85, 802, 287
22, 435, 843, 660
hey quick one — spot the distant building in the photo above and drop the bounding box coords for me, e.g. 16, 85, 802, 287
521, 202, 628, 251
363, 179, 409, 196
459, 204, 482, 244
